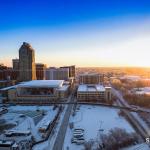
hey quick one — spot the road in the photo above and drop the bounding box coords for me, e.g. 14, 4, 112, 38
52, 91, 75, 150
112, 87, 150, 140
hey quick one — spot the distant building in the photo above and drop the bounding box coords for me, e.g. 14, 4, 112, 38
0, 64, 18, 81
46, 67, 69, 80
12, 59, 19, 70
79, 73, 104, 84
60, 65, 75, 78
12, 59, 19, 80
36, 63, 46, 80
0, 80, 70, 103
19, 42, 36, 81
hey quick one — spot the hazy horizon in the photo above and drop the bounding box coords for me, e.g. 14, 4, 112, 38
0, 0, 150, 67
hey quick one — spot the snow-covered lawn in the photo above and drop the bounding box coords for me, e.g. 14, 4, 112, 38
0, 105, 58, 143
32, 105, 67, 150
63, 105, 135, 150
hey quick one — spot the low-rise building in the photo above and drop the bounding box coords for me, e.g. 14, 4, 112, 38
77, 73, 111, 102
0, 140, 18, 150
77, 84, 111, 101
0, 80, 70, 103
0, 80, 16, 89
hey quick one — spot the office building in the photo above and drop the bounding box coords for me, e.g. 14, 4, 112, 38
46, 67, 69, 80
19, 42, 36, 81
79, 73, 104, 84
60, 65, 75, 77
0, 64, 18, 81
36, 63, 46, 80
77, 73, 111, 101
12, 59, 19, 70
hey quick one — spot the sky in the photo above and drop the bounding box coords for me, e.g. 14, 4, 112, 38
0, 0, 150, 67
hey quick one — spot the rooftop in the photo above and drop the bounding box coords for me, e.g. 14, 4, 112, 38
80, 73, 100, 76
18, 80, 64, 88
78, 84, 106, 92
0, 140, 14, 145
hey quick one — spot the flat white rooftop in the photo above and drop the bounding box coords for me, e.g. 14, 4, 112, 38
78, 84, 105, 92
80, 73, 100, 76
17, 80, 64, 88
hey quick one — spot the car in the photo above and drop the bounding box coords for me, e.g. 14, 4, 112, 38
74, 128, 84, 132
76, 139, 85, 145
73, 134, 84, 138
19, 114, 25, 117
71, 138, 77, 143
73, 130, 84, 133
71, 138, 85, 144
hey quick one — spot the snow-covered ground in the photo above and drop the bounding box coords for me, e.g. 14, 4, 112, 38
63, 105, 135, 150
121, 143, 150, 150
0, 105, 58, 143
120, 75, 141, 81
32, 105, 67, 150
133, 87, 150, 95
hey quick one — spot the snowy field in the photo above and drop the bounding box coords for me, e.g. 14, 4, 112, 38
63, 105, 135, 150
0, 105, 58, 143
32, 105, 67, 150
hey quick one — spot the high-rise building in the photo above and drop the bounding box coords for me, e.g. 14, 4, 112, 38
36, 63, 46, 80
19, 42, 36, 81
60, 65, 75, 77
12, 59, 19, 70
46, 67, 69, 80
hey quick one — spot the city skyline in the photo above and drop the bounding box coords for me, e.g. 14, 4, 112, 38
0, 0, 150, 67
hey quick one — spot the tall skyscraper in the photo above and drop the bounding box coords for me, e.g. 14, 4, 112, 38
19, 42, 36, 81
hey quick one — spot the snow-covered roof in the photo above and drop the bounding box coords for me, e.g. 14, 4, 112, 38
0, 140, 14, 145
57, 85, 70, 91
134, 87, 150, 95
120, 75, 141, 81
80, 73, 100, 76
17, 80, 64, 88
78, 84, 105, 92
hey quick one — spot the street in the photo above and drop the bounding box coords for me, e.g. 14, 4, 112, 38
52, 91, 75, 150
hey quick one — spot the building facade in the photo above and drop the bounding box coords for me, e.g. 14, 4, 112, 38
77, 73, 111, 102
60, 65, 75, 78
79, 73, 104, 84
0, 80, 70, 103
0, 64, 18, 81
19, 42, 36, 81
46, 68, 69, 80
12, 59, 19, 70
36, 63, 46, 80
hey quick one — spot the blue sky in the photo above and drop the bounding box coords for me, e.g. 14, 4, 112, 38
0, 0, 150, 67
